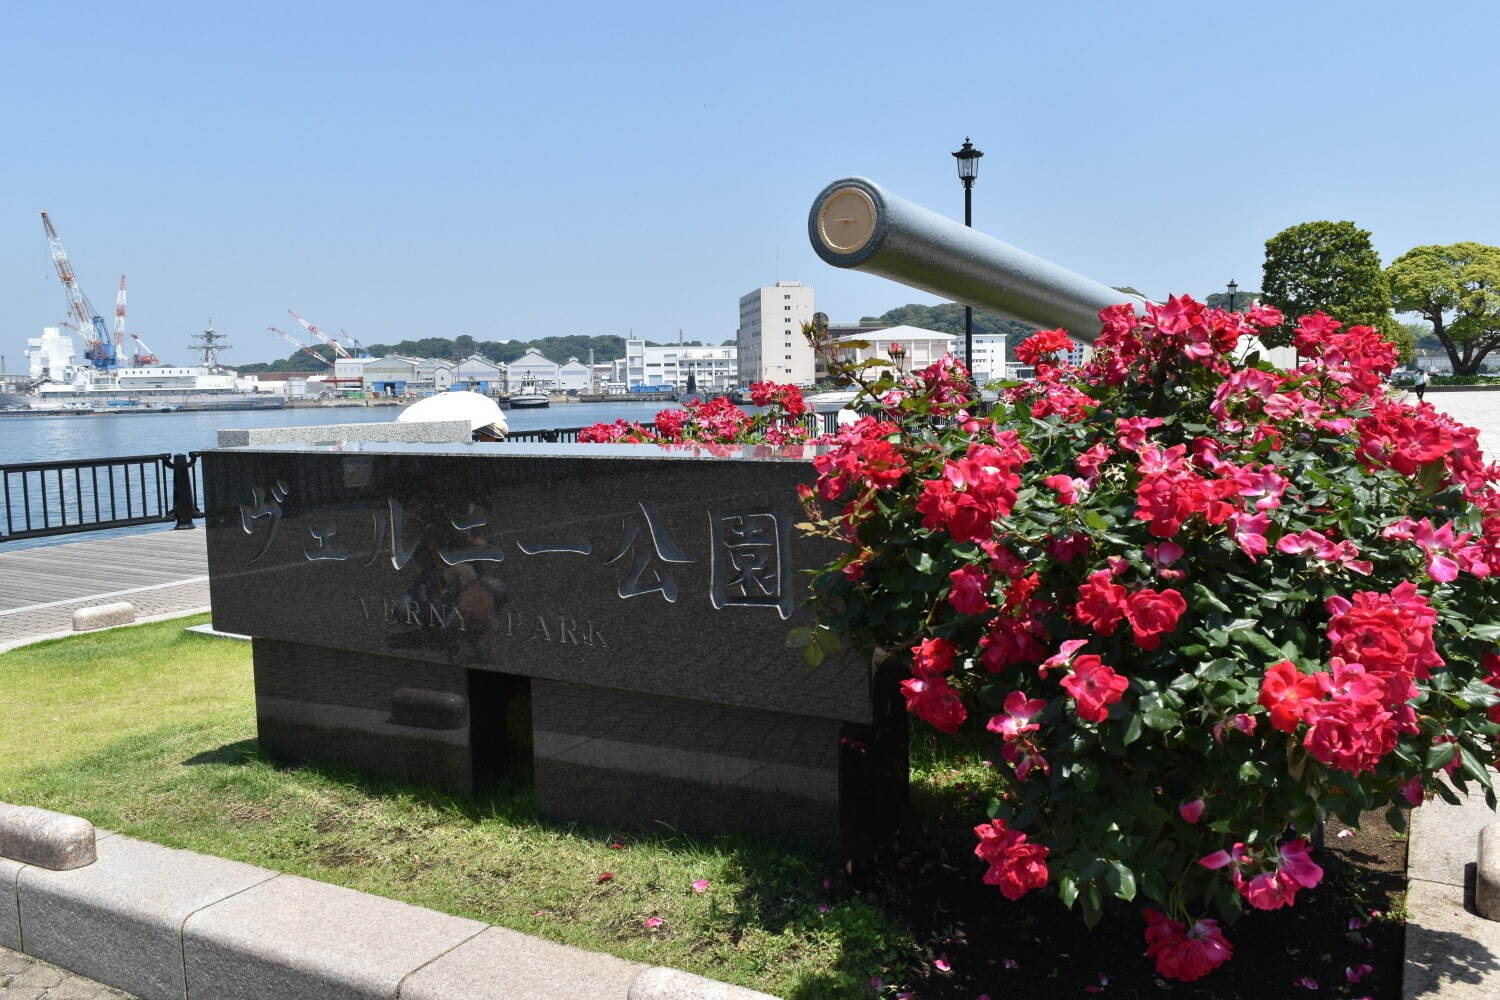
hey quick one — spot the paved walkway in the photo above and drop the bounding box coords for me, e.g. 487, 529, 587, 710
0, 946, 136, 999
1399, 391, 1500, 997
0, 529, 208, 652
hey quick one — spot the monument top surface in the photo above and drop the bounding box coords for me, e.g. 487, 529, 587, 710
217, 440, 834, 463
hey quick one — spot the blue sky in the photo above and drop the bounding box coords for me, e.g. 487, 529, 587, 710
1, 0, 1495, 367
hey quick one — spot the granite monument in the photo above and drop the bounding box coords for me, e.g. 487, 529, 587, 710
204, 440, 906, 858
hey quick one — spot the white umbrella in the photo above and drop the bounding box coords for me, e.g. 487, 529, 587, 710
397, 391, 509, 440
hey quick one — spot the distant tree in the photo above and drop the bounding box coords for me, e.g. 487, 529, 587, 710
1112, 285, 1146, 298
1260, 221, 1393, 347
720, 339, 736, 347
234, 344, 337, 373
1203, 289, 1261, 311
865, 302, 1038, 350
1387, 243, 1500, 376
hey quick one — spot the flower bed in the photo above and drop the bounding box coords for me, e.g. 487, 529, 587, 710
581, 299, 1499, 985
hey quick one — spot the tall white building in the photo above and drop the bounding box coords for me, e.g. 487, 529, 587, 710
736, 281, 815, 386
24, 326, 76, 381
970, 334, 1009, 382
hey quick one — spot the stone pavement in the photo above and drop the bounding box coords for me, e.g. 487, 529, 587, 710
1407, 388, 1500, 454
1403, 776, 1500, 998
0, 946, 137, 1000
1399, 391, 1500, 998
0, 530, 208, 653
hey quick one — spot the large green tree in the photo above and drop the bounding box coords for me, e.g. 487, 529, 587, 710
1260, 221, 1393, 347
1387, 243, 1500, 376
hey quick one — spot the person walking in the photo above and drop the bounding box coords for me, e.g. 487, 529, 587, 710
1415, 368, 1429, 403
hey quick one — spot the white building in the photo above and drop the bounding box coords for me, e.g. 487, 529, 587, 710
835, 325, 957, 371
331, 356, 379, 392
612, 340, 739, 392
679, 345, 738, 391
970, 334, 1009, 382
24, 326, 77, 382
736, 281, 815, 386
558, 358, 592, 393
452, 355, 507, 394
508, 350, 560, 391
364, 355, 421, 396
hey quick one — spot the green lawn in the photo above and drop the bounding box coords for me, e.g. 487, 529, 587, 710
0, 617, 913, 998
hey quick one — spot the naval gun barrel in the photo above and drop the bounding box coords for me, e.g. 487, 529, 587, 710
807, 177, 1147, 343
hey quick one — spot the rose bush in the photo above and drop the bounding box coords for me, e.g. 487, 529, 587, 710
581, 304, 1500, 982
792, 299, 1500, 981
577, 386, 811, 445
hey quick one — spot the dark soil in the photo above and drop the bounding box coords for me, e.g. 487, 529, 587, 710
864, 810, 1407, 999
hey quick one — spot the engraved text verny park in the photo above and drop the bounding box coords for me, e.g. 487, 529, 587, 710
238, 481, 796, 648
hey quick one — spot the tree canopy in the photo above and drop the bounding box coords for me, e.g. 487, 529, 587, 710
1388, 242, 1500, 376
1260, 221, 1393, 348
234, 333, 722, 372
859, 302, 1038, 346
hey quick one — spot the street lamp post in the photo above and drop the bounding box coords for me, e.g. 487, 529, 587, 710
952, 138, 984, 372
1226, 278, 1238, 313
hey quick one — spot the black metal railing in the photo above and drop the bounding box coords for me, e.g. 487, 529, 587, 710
0, 412, 846, 542
0, 452, 204, 543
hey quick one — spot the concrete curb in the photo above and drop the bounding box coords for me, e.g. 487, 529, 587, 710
0, 804, 96, 871
0, 819, 779, 1000
0, 606, 212, 655
629, 967, 781, 999
1478, 822, 1500, 921
71, 602, 137, 632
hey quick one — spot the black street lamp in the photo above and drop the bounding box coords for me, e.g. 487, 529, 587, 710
952, 138, 983, 372
1226, 278, 1238, 313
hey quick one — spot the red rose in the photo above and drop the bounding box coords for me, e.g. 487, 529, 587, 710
1124, 587, 1187, 650
973, 819, 1050, 900
947, 565, 993, 615
1060, 656, 1129, 723
1073, 570, 1127, 636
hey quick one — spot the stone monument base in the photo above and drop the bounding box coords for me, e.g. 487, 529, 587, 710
251, 639, 907, 858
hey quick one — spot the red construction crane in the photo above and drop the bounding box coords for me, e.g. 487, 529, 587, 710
129, 334, 159, 366
40, 212, 116, 368
269, 326, 334, 368
289, 309, 350, 359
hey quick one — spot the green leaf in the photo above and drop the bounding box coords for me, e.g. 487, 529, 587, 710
785, 627, 812, 649
1058, 873, 1079, 908
1460, 745, 1494, 789
1143, 708, 1180, 732
801, 642, 826, 668
1231, 628, 1284, 660
1105, 861, 1138, 902
1424, 742, 1457, 771
1193, 583, 1232, 614
1472, 623, 1500, 642
1122, 713, 1143, 748
1081, 885, 1103, 928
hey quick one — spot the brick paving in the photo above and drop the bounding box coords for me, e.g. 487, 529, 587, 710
0, 947, 136, 1000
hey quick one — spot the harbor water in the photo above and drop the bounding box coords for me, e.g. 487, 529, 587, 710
0, 401, 681, 550
0, 401, 680, 466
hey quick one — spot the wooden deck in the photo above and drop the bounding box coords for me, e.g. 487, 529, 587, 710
0, 528, 207, 612
0, 529, 209, 650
